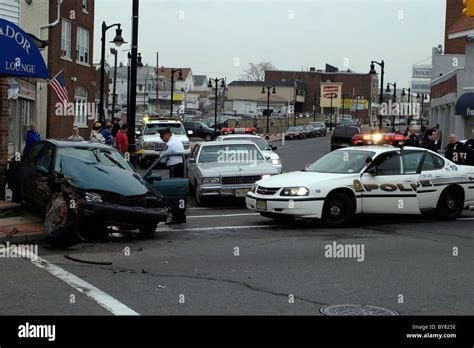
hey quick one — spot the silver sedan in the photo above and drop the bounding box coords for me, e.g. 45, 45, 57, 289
188, 141, 279, 206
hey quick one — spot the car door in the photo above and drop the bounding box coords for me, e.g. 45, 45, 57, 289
187, 144, 200, 186
360, 151, 421, 214
417, 151, 446, 210
24, 143, 55, 211
144, 154, 189, 213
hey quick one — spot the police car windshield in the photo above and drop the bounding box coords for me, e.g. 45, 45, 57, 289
144, 123, 185, 135
307, 150, 375, 174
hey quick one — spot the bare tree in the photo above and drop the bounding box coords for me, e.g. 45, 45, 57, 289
240, 61, 276, 81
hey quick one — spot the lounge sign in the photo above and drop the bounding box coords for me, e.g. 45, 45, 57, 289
0, 18, 49, 79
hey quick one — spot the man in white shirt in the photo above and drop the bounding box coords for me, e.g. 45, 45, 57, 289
159, 128, 185, 178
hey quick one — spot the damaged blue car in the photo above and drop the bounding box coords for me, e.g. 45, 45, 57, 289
7, 140, 188, 248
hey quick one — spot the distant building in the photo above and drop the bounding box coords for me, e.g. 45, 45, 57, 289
193, 75, 209, 91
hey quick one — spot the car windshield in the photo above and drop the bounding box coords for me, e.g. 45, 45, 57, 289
144, 123, 185, 135
198, 144, 265, 163
222, 137, 271, 151
288, 127, 300, 132
307, 150, 375, 174
55, 147, 134, 172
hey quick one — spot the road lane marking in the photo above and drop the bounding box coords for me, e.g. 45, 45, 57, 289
156, 225, 283, 232
188, 213, 259, 219
27, 254, 139, 316
458, 217, 474, 221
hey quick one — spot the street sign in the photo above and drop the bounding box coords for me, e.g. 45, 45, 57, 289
412, 65, 432, 79
411, 80, 431, 94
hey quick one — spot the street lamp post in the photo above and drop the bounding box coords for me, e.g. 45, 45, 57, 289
386, 82, 397, 132
99, 21, 125, 124
369, 60, 385, 130
313, 91, 320, 122
208, 78, 226, 133
110, 48, 118, 120
329, 93, 338, 131
170, 68, 183, 117
262, 86, 277, 139
127, 0, 139, 168
402, 87, 412, 125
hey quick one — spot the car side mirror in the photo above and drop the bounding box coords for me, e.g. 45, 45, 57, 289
366, 166, 377, 176
271, 146, 277, 151
188, 158, 196, 164
145, 174, 162, 182
365, 157, 373, 165
35, 165, 49, 175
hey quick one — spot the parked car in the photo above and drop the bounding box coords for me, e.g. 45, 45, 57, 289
214, 134, 282, 173
7, 140, 189, 248
138, 120, 191, 169
309, 121, 327, 136
302, 125, 318, 138
188, 141, 279, 206
285, 126, 306, 140
330, 125, 362, 151
183, 121, 219, 141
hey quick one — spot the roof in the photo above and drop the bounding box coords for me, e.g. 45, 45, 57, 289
146, 120, 183, 124
199, 140, 257, 147
194, 75, 208, 86
228, 80, 306, 89
447, 16, 474, 35
156, 67, 192, 81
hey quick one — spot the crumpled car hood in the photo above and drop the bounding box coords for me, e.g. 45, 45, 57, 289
61, 155, 148, 196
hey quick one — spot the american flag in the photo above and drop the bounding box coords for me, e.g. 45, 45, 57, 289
48, 70, 70, 105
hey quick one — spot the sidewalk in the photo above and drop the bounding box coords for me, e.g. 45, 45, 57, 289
0, 198, 44, 244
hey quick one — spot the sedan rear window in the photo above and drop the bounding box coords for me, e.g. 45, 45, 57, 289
198, 144, 265, 163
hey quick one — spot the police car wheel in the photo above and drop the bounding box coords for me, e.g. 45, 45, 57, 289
322, 192, 354, 228
436, 188, 463, 220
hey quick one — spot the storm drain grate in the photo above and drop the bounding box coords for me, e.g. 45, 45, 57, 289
320, 304, 399, 316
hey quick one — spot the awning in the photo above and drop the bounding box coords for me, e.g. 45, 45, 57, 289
0, 18, 49, 79
455, 93, 474, 116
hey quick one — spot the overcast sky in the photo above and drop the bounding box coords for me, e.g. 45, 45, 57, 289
94, 0, 446, 89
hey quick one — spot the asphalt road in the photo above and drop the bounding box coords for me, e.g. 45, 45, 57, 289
1, 135, 473, 315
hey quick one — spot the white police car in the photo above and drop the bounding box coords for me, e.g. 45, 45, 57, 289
246, 133, 474, 227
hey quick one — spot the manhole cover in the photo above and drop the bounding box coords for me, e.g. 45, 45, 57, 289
320, 304, 399, 316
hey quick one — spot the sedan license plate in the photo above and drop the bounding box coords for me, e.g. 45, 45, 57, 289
235, 189, 249, 197
256, 200, 267, 211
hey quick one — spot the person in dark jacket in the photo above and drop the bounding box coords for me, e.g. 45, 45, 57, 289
445, 134, 465, 164
420, 128, 438, 152
100, 123, 114, 146
404, 126, 421, 147
23, 123, 41, 155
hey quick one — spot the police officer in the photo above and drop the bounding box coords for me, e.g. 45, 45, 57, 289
159, 127, 185, 178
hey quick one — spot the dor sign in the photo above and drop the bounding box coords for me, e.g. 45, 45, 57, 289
0, 18, 49, 79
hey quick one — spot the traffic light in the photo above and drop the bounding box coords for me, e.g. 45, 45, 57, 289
462, 0, 474, 16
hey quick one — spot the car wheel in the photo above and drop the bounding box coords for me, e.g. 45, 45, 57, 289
138, 223, 158, 237
194, 184, 207, 207
322, 192, 354, 228
260, 212, 294, 222
436, 187, 463, 220
205, 134, 212, 141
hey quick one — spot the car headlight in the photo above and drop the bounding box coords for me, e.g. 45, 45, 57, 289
280, 187, 309, 196
203, 177, 220, 184
269, 159, 281, 165
85, 192, 103, 203
261, 174, 272, 179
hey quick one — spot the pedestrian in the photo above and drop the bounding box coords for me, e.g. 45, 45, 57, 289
404, 126, 421, 147
445, 134, 465, 164
420, 128, 438, 152
101, 123, 114, 146
111, 117, 120, 137
68, 126, 84, 141
23, 123, 41, 155
159, 127, 184, 178
435, 124, 443, 150
90, 122, 106, 144
115, 124, 129, 154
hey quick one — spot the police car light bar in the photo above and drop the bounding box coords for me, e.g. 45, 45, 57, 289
352, 133, 406, 147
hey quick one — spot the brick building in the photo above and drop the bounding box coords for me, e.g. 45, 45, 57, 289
41, 0, 103, 140
444, 0, 465, 54
265, 66, 378, 124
